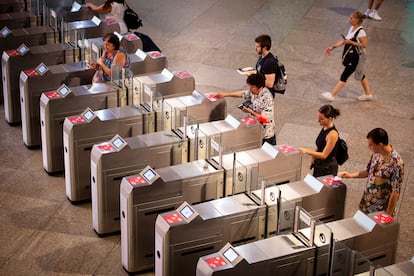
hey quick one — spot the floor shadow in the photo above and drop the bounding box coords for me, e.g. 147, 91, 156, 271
401, 61, 414, 68
328, 7, 357, 16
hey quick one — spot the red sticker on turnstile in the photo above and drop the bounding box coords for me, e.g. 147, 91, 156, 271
68, 115, 85, 124
206, 93, 219, 101
124, 33, 138, 40
148, 51, 163, 58
373, 213, 393, 224
277, 145, 297, 153
6, 49, 19, 56
322, 177, 342, 186
45, 91, 61, 99
205, 256, 228, 268
24, 69, 39, 77
97, 144, 115, 152
104, 18, 116, 24
162, 213, 184, 225
126, 175, 146, 186
241, 117, 257, 125
175, 71, 190, 78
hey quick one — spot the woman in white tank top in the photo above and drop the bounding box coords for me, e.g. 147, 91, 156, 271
85, 0, 128, 34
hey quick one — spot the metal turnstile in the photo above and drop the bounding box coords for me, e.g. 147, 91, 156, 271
215, 144, 302, 196
130, 68, 195, 106
19, 62, 95, 147
92, 114, 262, 235
2, 33, 142, 124
120, 143, 304, 273
195, 207, 326, 276
256, 174, 346, 235
40, 49, 165, 174
120, 163, 225, 273
60, 91, 226, 198
155, 198, 267, 276
41, 83, 119, 173
21, 49, 153, 148
64, 107, 145, 201
154, 174, 346, 276
323, 211, 399, 274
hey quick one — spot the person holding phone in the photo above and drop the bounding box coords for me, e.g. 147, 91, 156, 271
322, 10, 373, 102
216, 73, 276, 145
87, 33, 129, 83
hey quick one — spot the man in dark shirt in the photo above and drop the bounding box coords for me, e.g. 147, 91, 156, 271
255, 34, 278, 97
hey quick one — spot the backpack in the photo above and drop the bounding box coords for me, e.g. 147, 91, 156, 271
336, 138, 349, 165
123, 5, 143, 30
273, 56, 287, 94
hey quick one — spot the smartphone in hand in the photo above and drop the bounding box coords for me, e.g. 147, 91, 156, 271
341, 34, 346, 40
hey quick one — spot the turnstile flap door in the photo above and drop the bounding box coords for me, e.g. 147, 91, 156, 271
1, 27, 11, 38
93, 134, 128, 155
224, 114, 240, 129
17, 43, 29, 56
198, 243, 243, 272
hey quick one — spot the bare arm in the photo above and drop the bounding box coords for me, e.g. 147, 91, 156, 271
298, 130, 338, 160
386, 191, 399, 216
216, 91, 243, 98
264, 73, 275, 90
338, 170, 369, 178
85, 2, 111, 13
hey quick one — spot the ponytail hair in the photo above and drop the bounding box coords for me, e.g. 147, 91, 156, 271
319, 104, 340, 119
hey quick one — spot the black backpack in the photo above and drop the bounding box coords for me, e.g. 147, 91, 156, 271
336, 138, 349, 165
123, 4, 143, 30
273, 56, 287, 94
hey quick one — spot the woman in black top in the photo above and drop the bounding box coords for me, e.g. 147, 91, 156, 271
299, 105, 340, 177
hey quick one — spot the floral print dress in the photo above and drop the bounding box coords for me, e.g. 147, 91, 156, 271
359, 148, 404, 214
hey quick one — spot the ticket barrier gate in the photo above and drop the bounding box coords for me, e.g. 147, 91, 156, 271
40, 50, 165, 174
20, 50, 151, 148
214, 144, 302, 197
129, 68, 195, 106
154, 174, 346, 276
195, 209, 399, 276
92, 115, 262, 234
119, 163, 225, 273
19, 62, 95, 147
59, 90, 223, 182
3, 34, 142, 124
119, 143, 303, 273
196, 208, 319, 276
40, 83, 119, 173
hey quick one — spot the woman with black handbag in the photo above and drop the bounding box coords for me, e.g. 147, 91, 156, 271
85, 0, 128, 34
322, 10, 373, 102
298, 105, 341, 177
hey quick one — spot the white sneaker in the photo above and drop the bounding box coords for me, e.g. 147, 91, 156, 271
358, 94, 373, 101
369, 10, 382, 21
364, 9, 371, 17
322, 92, 336, 101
